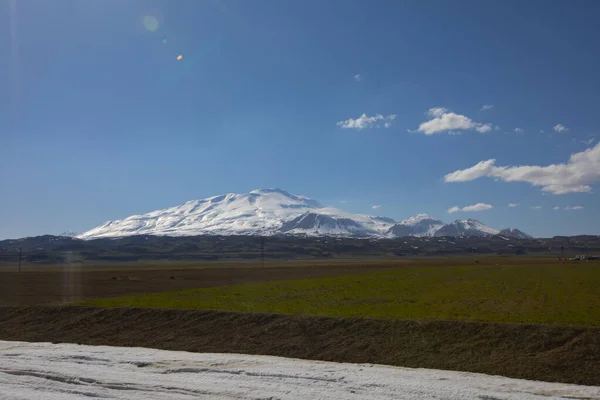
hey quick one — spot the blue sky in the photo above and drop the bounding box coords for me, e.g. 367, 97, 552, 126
2, 0, 600, 239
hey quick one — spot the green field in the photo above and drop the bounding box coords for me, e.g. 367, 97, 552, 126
83, 262, 600, 326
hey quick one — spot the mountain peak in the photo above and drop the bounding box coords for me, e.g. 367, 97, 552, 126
399, 214, 442, 225
498, 228, 533, 239
76, 189, 521, 240
78, 189, 325, 239
434, 219, 499, 237
250, 188, 293, 196
388, 214, 445, 237
410, 213, 434, 220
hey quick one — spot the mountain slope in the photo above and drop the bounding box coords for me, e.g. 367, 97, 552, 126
280, 209, 395, 237
78, 189, 395, 239
497, 228, 533, 239
434, 219, 499, 237
78, 189, 322, 239
59, 231, 79, 238
78, 189, 521, 239
387, 214, 445, 237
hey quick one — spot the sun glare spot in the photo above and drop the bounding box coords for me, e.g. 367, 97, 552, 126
142, 15, 159, 32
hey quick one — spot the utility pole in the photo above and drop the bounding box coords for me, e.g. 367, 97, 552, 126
18, 248, 22, 272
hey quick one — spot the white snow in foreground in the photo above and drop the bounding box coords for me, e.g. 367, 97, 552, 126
1, 341, 598, 400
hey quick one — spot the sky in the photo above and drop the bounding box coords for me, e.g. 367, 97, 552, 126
1, 0, 600, 239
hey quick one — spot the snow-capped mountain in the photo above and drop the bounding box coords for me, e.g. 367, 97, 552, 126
434, 219, 500, 237
79, 189, 319, 239
78, 189, 524, 239
497, 228, 533, 239
280, 209, 395, 237
77, 189, 395, 239
387, 214, 445, 238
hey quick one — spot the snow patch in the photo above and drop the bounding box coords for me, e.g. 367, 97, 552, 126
1, 341, 599, 400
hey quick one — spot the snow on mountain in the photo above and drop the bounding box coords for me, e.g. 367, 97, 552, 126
434, 219, 500, 237
78, 189, 520, 240
497, 228, 533, 239
387, 214, 445, 238
281, 213, 373, 236
280, 208, 395, 237
78, 189, 395, 239
78, 189, 322, 239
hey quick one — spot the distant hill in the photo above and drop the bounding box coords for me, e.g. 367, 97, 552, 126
498, 228, 533, 239
1, 233, 599, 264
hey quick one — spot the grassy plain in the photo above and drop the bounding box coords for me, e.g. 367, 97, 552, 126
83, 260, 600, 326
0, 259, 407, 305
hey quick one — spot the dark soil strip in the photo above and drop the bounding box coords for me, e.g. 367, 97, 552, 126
0, 264, 398, 305
1, 306, 599, 386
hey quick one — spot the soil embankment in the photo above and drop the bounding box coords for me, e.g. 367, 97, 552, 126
1, 306, 599, 386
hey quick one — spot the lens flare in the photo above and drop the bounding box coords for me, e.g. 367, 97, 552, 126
142, 15, 159, 32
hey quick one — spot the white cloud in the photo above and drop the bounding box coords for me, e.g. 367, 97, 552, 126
445, 159, 496, 182
514, 128, 524, 133
427, 107, 448, 118
337, 113, 397, 130
462, 203, 493, 212
565, 205, 584, 210
508, 203, 518, 207
476, 124, 493, 133
353, 74, 362, 82
553, 206, 560, 210
414, 108, 493, 135
447, 203, 493, 214
531, 206, 542, 210
371, 205, 381, 209
444, 142, 600, 195
480, 104, 494, 111
339, 200, 347, 204
582, 138, 595, 145
554, 124, 569, 133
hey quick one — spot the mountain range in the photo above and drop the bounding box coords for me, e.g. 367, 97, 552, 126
77, 189, 532, 240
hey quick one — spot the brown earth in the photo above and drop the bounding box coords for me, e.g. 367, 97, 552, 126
1, 306, 600, 386
0, 256, 562, 306
0, 262, 401, 305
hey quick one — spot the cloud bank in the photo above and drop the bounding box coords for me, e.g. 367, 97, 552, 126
444, 142, 600, 194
